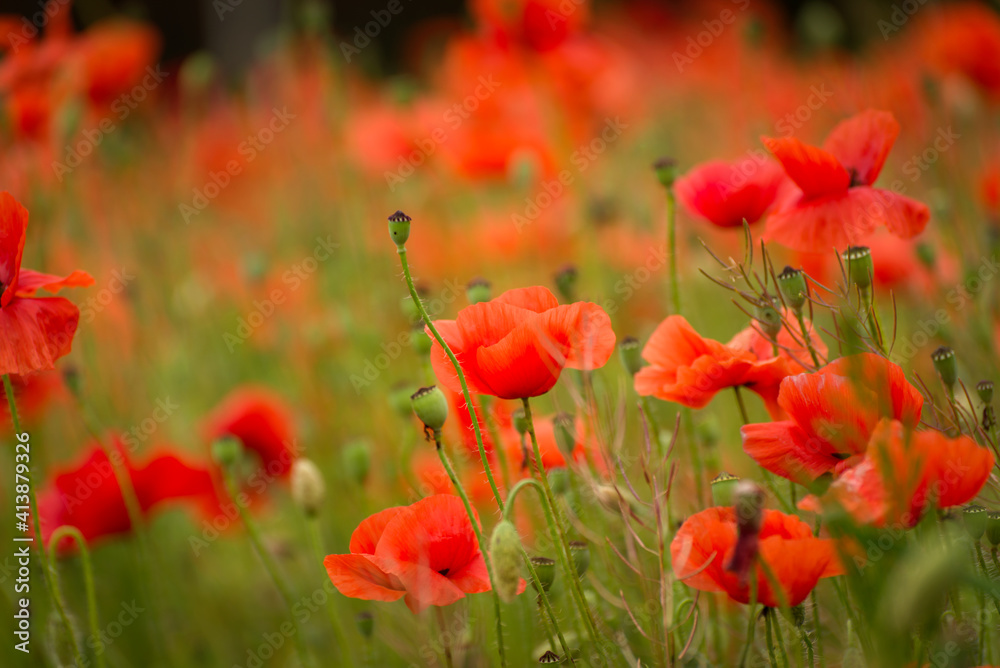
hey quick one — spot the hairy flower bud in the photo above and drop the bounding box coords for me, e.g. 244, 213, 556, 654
490, 520, 523, 603
387, 210, 411, 248
618, 336, 643, 376
411, 386, 448, 433
466, 277, 492, 304
653, 157, 678, 188
291, 459, 325, 517
977, 380, 994, 404
986, 511, 1000, 547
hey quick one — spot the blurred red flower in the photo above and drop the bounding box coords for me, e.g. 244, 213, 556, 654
0, 192, 94, 376
202, 387, 297, 479
674, 158, 787, 228
799, 419, 994, 527
429, 286, 615, 399
325, 495, 494, 613
741, 353, 923, 483
672, 506, 843, 608
762, 109, 929, 252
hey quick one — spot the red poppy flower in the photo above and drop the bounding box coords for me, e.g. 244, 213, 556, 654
0, 370, 67, 426
634, 315, 816, 416
799, 420, 994, 527
470, 0, 588, 51
742, 354, 923, 483
429, 286, 616, 400
0, 192, 94, 377
38, 437, 217, 552
73, 20, 160, 112
202, 387, 297, 479
325, 495, 494, 613
674, 158, 787, 228
762, 110, 930, 252
672, 507, 843, 608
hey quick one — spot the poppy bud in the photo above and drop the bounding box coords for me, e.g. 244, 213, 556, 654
490, 520, 523, 603
411, 386, 448, 433
389, 383, 414, 419
291, 459, 325, 517
594, 484, 620, 512
341, 439, 371, 484
777, 266, 808, 311
62, 364, 82, 399
530, 557, 556, 593
410, 323, 432, 356
726, 480, 765, 585
355, 611, 374, 638
711, 472, 740, 507
842, 246, 873, 290
963, 505, 987, 541
977, 380, 994, 404
653, 157, 678, 188
512, 408, 529, 436
790, 605, 806, 628
553, 413, 576, 459
618, 336, 643, 376
387, 210, 411, 248
931, 346, 958, 389
755, 303, 782, 340
211, 436, 243, 469
554, 265, 577, 303
466, 277, 492, 304
915, 241, 935, 269
986, 511, 1000, 547
697, 416, 721, 448
568, 541, 590, 578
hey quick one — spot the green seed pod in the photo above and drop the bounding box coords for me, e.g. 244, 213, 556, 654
410, 323, 432, 356
355, 611, 374, 638
553, 413, 576, 459
490, 520, 523, 603
755, 303, 782, 340
554, 265, 578, 303
291, 459, 325, 517
341, 439, 371, 484
387, 210, 411, 248
777, 266, 808, 311
466, 277, 492, 304
211, 436, 243, 469
512, 408, 529, 437
568, 541, 590, 578
842, 246, 873, 290
964, 505, 987, 541
653, 157, 678, 188
931, 346, 958, 389
618, 336, 643, 376
711, 472, 741, 507
530, 557, 556, 593
986, 512, 1000, 547
411, 386, 449, 432
977, 380, 994, 404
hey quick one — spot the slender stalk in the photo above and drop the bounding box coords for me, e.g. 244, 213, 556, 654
481, 396, 513, 492
793, 310, 821, 368
739, 578, 759, 668
665, 185, 681, 316
765, 610, 779, 668
639, 395, 665, 458
48, 526, 105, 668
221, 470, 313, 668
771, 609, 790, 668
307, 518, 350, 665
810, 590, 825, 668
435, 607, 455, 668
521, 397, 609, 666
4, 374, 84, 666
734, 386, 751, 425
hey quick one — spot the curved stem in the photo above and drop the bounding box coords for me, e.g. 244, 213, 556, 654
307, 518, 350, 665
502, 478, 545, 522
222, 470, 313, 668
48, 526, 105, 668
665, 186, 681, 316
794, 310, 821, 368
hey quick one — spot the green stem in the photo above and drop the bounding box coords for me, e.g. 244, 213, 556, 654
433, 430, 508, 667
481, 396, 513, 493
771, 609, 790, 668
307, 518, 350, 665
435, 607, 455, 668
734, 386, 750, 425
739, 578, 759, 668
666, 186, 681, 316
765, 610, 779, 668
638, 395, 665, 459
4, 374, 84, 666
522, 398, 609, 666
48, 526, 105, 668
794, 310, 821, 368
222, 470, 313, 668
811, 590, 825, 668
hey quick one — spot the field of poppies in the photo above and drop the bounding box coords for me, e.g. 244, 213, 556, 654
3, 0, 1000, 666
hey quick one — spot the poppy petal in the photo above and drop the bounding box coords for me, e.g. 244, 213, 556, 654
0, 191, 27, 308
822, 110, 899, 186
492, 286, 560, 312
0, 296, 80, 376
324, 554, 407, 602
350, 506, 406, 554
14, 268, 95, 297
762, 136, 850, 199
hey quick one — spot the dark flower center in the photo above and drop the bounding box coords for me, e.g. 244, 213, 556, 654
438, 568, 450, 577
847, 168, 864, 188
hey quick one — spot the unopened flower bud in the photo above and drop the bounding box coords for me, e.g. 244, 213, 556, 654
653, 157, 678, 188
915, 241, 935, 269
697, 416, 721, 449
777, 266, 808, 310
490, 520, 523, 603
466, 277, 492, 304
411, 386, 448, 433
931, 346, 958, 389
977, 380, 994, 404
554, 265, 577, 303
618, 336, 643, 376
211, 436, 243, 468
842, 246, 873, 290
387, 210, 411, 248
568, 541, 590, 578
291, 459, 325, 517
553, 413, 576, 459
355, 611, 374, 638
711, 472, 740, 507
964, 505, 987, 541
411, 323, 432, 356
790, 605, 806, 628
755, 303, 782, 340
986, 512, 1000, 547
341, 439, 371, 484
512, 408, 528, 436
530, 557, 556, 593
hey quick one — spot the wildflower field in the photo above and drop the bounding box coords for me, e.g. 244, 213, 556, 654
4, 0, 1000, 666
